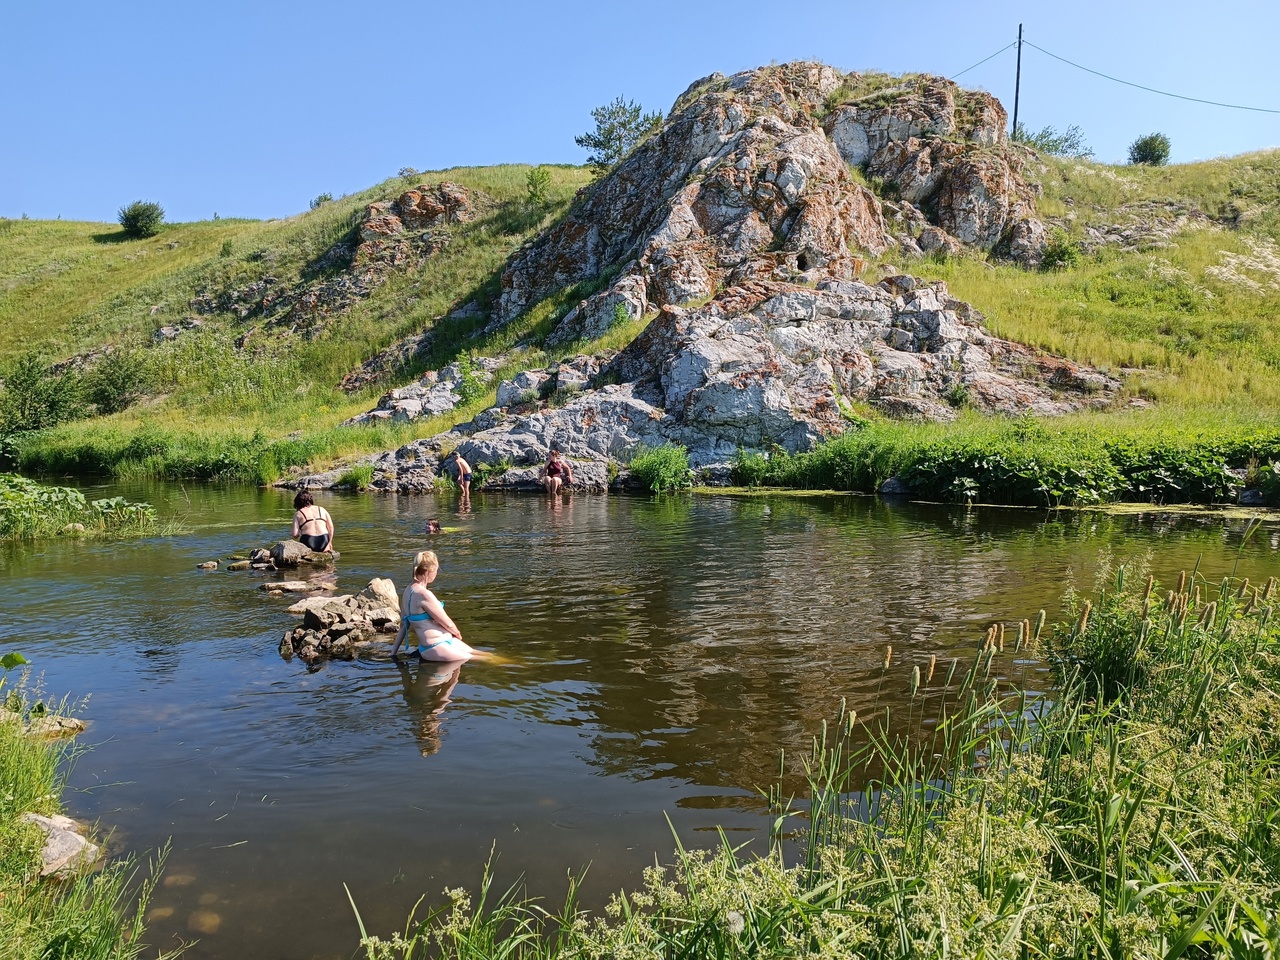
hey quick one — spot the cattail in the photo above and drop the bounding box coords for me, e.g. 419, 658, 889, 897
1076, 601, 1093, 635
1237, 578, 1250, 599
927, 654, 937, 684
947, 657, 959, 685
1265, 577, 1276, 601
883, 645, 893, 669
998, 623, 1006, 652
1143, 574, 1155, 602
1034, 610, 1046, 643
1165, 589, 1177, 611
1016, 620, 1026, 652
1177, 570, 1187, 595
1244, 589, 1258, 616
1141, 596, 1151, 621
910, 665, 921, 697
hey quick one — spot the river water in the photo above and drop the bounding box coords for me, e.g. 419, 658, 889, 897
2, 484, 1276, 958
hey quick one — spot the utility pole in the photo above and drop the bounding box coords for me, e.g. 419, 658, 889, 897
1011, 23, 1023, 138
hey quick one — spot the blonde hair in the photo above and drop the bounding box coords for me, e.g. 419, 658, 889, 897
413, 550, 439, 582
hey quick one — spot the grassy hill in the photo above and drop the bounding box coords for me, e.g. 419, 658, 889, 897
2, 148, 1279, 490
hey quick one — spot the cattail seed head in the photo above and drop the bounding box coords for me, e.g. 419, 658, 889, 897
883, 645, 892, 670
1177, 570, 1187, 594
927, 654, 937, 684
910, 665, 920, 697
1076, 601, 1093, 635
1143, 574, 1154, 602
1237, 578, 1250, 599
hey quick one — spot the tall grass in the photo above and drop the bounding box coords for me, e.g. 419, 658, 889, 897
0, 673, 174, 960
351, 560, 1280, 958
0, 473, 163, 540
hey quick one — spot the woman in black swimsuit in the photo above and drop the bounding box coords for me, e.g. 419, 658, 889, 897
291, 490, 335, 553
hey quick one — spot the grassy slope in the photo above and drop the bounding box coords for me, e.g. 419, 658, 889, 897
3, 150, 1279, 482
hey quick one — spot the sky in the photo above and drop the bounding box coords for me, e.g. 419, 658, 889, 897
3, 0, 1279, 224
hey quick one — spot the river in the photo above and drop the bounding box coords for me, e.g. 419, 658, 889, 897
2, 483, 1275, 958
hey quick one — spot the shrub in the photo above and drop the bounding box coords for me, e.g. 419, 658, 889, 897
336, 464, 374, 490
1128, 132, 1171, 166
575, 97, 663, 178
117, 200, 164, 238
0, 353, 83, 433
526, 166, 552, 206
629, 443, 691, 493
87, 349, 149, 415
1012, 122, 1094, 159
397, 166, 419, 183
219, 239, 234, 257
1039, 229, 1080, 271
730, 449, 771, 487
310, 193, 333, 210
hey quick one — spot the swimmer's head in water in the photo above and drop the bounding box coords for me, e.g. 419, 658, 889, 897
413, 550, 439, 582
425, 518, 442, 534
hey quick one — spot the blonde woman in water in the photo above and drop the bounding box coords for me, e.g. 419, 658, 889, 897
391, 551, 488, 662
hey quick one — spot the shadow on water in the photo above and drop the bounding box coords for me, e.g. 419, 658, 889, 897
2, 483, 1276, 959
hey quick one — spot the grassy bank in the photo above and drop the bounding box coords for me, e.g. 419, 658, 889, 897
729, 407, 1280, 506
0, 473, 170, 540
1, 664, 169, 960
351, 558, 1280, 958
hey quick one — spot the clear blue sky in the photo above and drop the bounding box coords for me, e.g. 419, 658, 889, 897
3, 0, 1278, 223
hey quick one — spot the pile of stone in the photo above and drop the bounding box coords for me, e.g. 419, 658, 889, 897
278, 578, 401, 665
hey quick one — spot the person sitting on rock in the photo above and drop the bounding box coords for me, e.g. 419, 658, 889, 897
291, 490, 334, 553
541, 449, 573, 496
391, 551, 488, 662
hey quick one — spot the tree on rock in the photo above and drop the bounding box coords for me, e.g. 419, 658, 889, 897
575, 97, 663, 178
117, 200, 165, 238
1127, 132, 1171, 166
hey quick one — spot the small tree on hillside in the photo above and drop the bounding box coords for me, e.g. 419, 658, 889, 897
574, 97, 663, 178
118, 200, 165, 238
1012, 122, 1094, 159
0, 353, 83, 433
526, 166, 552, 206
1128, 132, 1171, 166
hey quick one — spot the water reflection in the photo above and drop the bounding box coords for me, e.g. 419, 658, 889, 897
396, 660, 463, 757
1, 483, 1275, 960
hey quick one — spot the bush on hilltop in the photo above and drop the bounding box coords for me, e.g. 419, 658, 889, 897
117, 200, 165, 238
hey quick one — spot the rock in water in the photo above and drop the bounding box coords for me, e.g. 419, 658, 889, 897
20, 813, 100, 877
196, 561, 219, 570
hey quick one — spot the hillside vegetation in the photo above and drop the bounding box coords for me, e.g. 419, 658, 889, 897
3, 133, 1279, 489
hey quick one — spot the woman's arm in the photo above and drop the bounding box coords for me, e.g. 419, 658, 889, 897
391, 618, 408, 656
291, 511, 302, 538
424, 592, 462, 640
324, 509, 335, 551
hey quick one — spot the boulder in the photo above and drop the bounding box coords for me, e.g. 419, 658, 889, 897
226, 560, 252, 571
269, 540, 333, 568
196, 561, 219, 570
20, 813, 100, 877
358, 578, 399, 609
260, 580, 337, 594
27, 715, 87, 738
287, 594, 355, 614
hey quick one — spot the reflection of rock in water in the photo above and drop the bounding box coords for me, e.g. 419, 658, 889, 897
397, 662, 462, 757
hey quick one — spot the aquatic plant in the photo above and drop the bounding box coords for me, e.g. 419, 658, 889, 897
352, 561, 1280, 958
0, 473, 160, 540
628, 443, 692, 494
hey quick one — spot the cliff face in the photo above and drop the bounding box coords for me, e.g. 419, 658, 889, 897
309, 63, 1120, 492
491, 63, 1047, 348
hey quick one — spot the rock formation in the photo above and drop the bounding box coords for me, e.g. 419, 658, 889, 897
278, 579, 401, 665
292, 62, 1122, 493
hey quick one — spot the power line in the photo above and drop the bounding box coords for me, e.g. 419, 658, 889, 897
949, 41, 1017, 81
1024, 40, 1280, 115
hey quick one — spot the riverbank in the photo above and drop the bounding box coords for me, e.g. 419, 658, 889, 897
355, 562, 1280, 958
1, 668, 167, 960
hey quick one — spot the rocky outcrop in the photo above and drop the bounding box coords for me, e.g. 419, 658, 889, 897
485, 64, 1047, 355
342, 358, 500, 426
491, 63, 891, 343
188, 182, 491, 338
278, 579, 402, 665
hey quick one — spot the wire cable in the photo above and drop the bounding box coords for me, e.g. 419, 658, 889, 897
949, 41, 1017, 81
1025, 40, 1280, 115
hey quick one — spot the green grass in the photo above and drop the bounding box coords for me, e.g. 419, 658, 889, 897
0, 669, 173, 960
351, 559, 1280, 958
0, 473, 168, 540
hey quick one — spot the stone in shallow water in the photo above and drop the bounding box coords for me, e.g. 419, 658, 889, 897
188, 910, 222, 934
